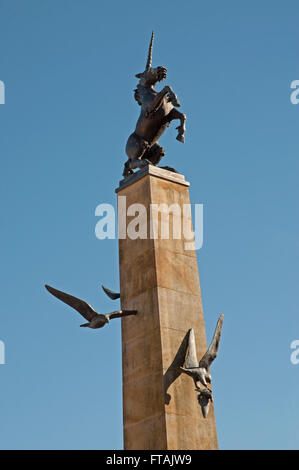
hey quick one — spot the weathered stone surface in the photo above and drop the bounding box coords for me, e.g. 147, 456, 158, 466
117, 167, 218, 450
116, 165, 190, 192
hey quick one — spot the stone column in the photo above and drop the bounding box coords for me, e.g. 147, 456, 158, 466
116, 166, 218, 450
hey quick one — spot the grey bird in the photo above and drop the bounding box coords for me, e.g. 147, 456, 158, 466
45, 285, 137, 329
180, 314, 224, 417
101, 285, 120, 300
195, 387, 213, 419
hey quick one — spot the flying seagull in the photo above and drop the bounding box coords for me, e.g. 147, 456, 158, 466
180, 314, 224, 417
101, 285, 120, 300
45, 285, 137, 329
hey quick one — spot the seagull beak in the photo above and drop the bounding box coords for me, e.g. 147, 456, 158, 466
202, 403, 210, 418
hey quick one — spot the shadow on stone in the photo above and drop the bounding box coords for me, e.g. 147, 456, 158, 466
163, 330, 190, 405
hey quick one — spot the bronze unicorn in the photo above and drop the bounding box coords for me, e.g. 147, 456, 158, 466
123, 32, 186, 177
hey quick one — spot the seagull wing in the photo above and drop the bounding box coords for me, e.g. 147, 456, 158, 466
185, 328, 199, 369
199, 314, 224, 369
107, 310, 138, 320
101, 285, 120, 300
45, 285, 98, 322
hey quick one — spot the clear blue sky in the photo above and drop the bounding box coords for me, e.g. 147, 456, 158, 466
0, 0, 298, 450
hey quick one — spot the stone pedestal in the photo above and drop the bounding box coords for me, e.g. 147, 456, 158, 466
116, 166, 218, 450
